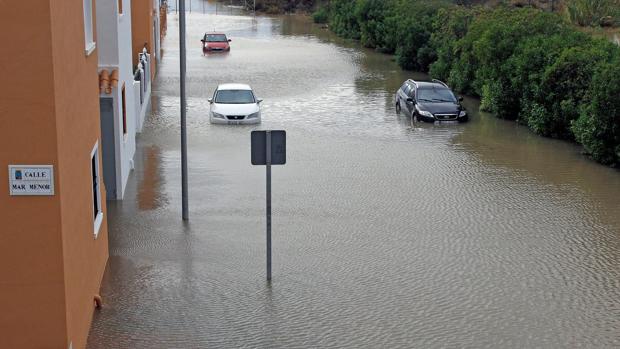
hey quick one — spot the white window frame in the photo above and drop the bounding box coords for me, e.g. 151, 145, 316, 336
91, 142, 103, 238
83, 0, 96, 55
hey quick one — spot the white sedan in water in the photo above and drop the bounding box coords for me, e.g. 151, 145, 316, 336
208, 84, 262, 124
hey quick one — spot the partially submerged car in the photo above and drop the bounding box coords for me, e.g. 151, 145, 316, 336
395, 79, 468, 122
209, 84, 262, 124
201, 33, 231, 53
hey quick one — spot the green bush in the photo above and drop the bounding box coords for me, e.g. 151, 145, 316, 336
523, 45, 611, 138
429, 7, 477, 81
507, 31, 591, 124
572, 55, 620, 165
354, 0, 391, 48
328, 0, 361, 39
312, 6, 329, 23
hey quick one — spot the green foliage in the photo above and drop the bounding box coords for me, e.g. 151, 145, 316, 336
448, 8, 566, 96
572, 55, 620, 165
428, 7, 477, 81
354, 0, 391, 47
312, 6, 329, 23
328, 0, 361, 39
525, 45, 611, 138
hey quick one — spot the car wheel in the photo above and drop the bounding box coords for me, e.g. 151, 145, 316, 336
395, 102, 401, 114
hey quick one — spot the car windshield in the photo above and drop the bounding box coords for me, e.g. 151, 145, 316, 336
215, 90, 255, 104
417, 88, 456, 103
205, 34, 227, 42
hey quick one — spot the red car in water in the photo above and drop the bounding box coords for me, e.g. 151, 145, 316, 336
201, 33, 231, 53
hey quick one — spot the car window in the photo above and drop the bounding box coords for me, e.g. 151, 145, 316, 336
408, 86, 416, 97
205, 34, 228, 42
417, 87, 456, 103
215, 90, 255, 104
403, 85, 411, 95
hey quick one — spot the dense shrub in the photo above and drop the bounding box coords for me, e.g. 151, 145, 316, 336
508, 31, 589, 107
525, 44, 612, 138
354, 0, 392, 48
328, 0, 361, 39
572, 55, 620, 165
312, 6, 329, 23
428, 7, 477, 81
314, 0, 620, 165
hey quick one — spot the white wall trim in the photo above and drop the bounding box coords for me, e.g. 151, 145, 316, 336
85, 42, 96, 56
90, 142, 104, 238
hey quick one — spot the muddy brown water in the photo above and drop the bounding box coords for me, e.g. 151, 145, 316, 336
87, 6, 620, 349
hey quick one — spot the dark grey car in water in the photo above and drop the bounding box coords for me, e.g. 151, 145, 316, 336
395, 79, 468, 122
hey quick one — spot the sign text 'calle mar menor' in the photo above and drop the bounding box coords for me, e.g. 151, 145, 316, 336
8, 165, 54, 196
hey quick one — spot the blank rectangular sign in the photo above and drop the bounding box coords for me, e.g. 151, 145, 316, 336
251, 130, 286, 165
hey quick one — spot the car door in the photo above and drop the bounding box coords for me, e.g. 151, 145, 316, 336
399, 84, 409, 110
397, 83, 407, 106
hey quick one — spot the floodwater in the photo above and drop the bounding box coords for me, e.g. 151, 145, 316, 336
87, 4, 620, 348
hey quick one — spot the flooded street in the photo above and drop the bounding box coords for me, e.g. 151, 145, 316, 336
88, 5, 620, 348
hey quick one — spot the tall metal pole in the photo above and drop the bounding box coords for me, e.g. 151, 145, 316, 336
179, 0, 189, 220
266, 131, 272, 281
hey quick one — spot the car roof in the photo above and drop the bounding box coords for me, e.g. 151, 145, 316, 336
412, 81, 447, 89
217, 83, 252, 91
205, 32, 227, 35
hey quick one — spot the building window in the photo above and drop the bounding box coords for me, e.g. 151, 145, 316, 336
118, 0, 123, 14
91, 143, 103, 237
121, 84, 127, 136
83, 0, 96, 55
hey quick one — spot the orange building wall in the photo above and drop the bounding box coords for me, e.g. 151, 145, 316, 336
49, 0, 109, 347
0, 0, 109, 348
131, 0, 157, 78
0, 0, 68, 348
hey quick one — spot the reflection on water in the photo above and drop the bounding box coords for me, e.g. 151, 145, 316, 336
88, 10, 620, 349
137, 145, 168, 210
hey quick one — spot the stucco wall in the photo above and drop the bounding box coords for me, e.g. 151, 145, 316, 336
98, 0, 137, 200
0, 0, 68, 348
95, 0, 119, 66
50, 0, 109, 348
132, 0, 156, 77
118, 0, 138, 198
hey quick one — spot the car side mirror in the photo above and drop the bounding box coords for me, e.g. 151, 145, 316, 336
201, 39, 205, 42
458, 96, 463, 102
406, 97, 413, 103
257, 99, 263, 104
228, 39, 232, 42
208, 98, 213, 103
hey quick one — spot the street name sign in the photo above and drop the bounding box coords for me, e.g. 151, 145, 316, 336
8, 165, 54, 196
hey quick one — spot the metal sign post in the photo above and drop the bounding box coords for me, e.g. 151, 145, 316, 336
251, 130, 286, 281
266, 131, 272, 281
180, 0, 189, 220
